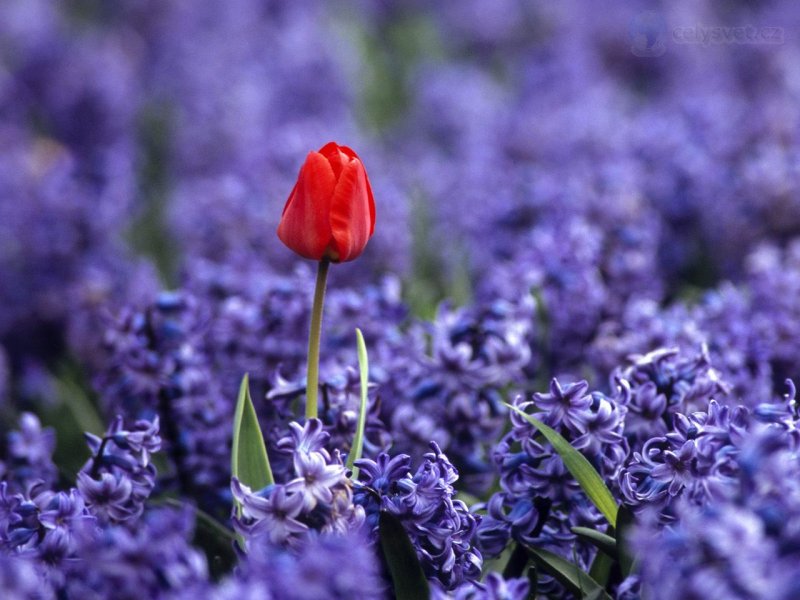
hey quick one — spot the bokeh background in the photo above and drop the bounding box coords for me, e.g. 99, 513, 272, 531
1, 0, 800, 493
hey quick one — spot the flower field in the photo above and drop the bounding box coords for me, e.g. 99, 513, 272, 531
1, 2, 799, 599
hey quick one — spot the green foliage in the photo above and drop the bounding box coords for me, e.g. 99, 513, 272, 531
346, 329, 370, 478
588, 550, 614, 590
615, 504, 637, 578
231, 374, 273, 496
571, 527, 618, 560
126, 103, 178, 286
526, 546, 612, 600
379, 512, 430, 600
40, 363, 104, 477
405, 194, 472, 319
353, 13, 444, 131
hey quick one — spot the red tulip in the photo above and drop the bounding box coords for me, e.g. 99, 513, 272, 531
277, 142, 376, 263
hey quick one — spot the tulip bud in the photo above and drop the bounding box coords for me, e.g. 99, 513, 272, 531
277, 142, 376, 262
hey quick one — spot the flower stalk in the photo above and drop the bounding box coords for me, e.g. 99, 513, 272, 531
305, 259, 330, 419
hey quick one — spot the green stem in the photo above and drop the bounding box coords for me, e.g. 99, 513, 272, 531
306, 259, 330, 419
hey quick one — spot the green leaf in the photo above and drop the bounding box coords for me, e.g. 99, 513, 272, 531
379, 512, 430, 600
40, 364, 106, 477
53, 368, 105, 437
505, 403, 618, 527
503, 543, 530, 579
231, 374, 273, 495
346, 329, 369, 478
571, 527, 618, 559
588, 549, 613, 589
526, 546, 612, 600
584, 589, 609, 600
527, 564, 538, 599
615, 504, 637, 578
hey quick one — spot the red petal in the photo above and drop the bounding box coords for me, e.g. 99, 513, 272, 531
329, 157, 373, 262
277, 151, 336, 260
339, 146, 375, 235
319, 142, 349, 179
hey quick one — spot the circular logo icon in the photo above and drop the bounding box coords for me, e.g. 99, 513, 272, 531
629, 11, 667, 57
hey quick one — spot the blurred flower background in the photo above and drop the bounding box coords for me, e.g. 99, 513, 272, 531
1, 1, 800, 598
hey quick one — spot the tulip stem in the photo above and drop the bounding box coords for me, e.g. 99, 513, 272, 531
305, 259, 330, 419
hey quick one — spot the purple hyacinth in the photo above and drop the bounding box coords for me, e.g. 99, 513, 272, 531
632, 421, 800, 600
431, 572, 530, 600
95, 291, 231, 510
0, 346, 8, 404
2, 413, 57, 492
232, 419, 362, 551
0, 410, 208, 597
354, 442, 482, 590
231, 480, 308, 547
65, 507, 209, 600
619, 375, 796, 521
0, 552, 54, 599
531, 379, 592, 431
0, 480, 94, 585
479, 378, 628, 571
211, 528, 383, 600
77, 416, 161, 523
377, 298, 534, 491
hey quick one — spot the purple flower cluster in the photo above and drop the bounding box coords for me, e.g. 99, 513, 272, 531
479, 336, 800, 596
590, 239, 800, 403
232, 419, 362, 549
3, 0, 800, 597
354, 442, 482, 590
65, 507, 208, 600
0, 1, 157, 374
1, 413, 57, 492
95, 291, 232, 508
77, 415, 161, 523
0, 415, 85, 571
212, 529, 384, 600
431, 572, 530, 600
482, 212, 662, 371
479, 378, 627, 563
376, 298, 534, 489
0, 408, 211, 599
632, 421, 800, 600
0, 483, 93, 584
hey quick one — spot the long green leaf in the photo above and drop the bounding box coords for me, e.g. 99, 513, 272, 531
53, 370, 105, 436
379, 512, 430, 600
588, 549, 613, 589
526, 546, 612, 600
505, 403, 618, 527
231, 374, 273, 494
571, 527, 618, 559
346, 328, 369, 478
615, 504, 637, 578
584, 589, 609, 600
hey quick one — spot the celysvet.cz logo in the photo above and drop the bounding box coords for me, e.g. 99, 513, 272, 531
629, 11, 785, 57
673, 25, 784, 46
629, 12, 668, 57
